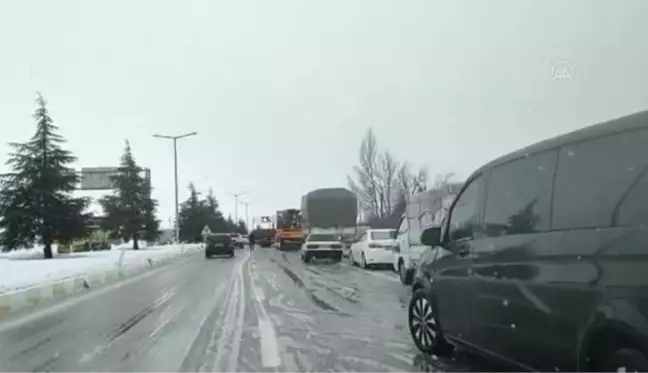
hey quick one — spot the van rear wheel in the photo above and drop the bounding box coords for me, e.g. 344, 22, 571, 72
594, 347, 648, 372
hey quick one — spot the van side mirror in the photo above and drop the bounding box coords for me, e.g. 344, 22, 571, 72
420, 227, 442, 246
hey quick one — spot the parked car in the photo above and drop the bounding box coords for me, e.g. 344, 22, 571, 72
205, 233, 235, 258
349, 229, 397, 268
408, 111, 648, 372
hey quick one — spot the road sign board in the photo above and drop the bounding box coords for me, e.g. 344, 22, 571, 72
201, 225, 212, 236
79, 167, 152, 191
80, 167, 119, 190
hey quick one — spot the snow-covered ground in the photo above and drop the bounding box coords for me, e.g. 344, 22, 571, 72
0, 242, 202, 294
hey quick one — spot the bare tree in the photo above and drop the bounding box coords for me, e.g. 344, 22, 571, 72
349, 128, 429, 224
348, 129, 382, 220
377, 150, 399, 216
431, 172, 456, 194
397, 162, 429, 201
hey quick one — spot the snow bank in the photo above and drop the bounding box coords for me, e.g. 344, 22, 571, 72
0, 243, 202, 294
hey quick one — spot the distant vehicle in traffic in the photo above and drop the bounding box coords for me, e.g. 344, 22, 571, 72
300, 187, 358, 260
229, 233, 247, 248
408, 110, 648, 372
275, 209, 305, 250
349, 229, 397, 269
256, 228, 276, 247
204, 233, 235, 258
301, 229, 344, 263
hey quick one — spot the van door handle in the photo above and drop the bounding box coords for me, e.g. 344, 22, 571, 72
457, 248, 469, 257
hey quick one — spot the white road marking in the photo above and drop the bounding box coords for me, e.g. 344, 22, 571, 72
247, 260, 281, 368
181, 250, 250, 372
258, 318, 281, 368
226, 269, 246, 372
209, 267, 243, 371
149, 303, 184, 339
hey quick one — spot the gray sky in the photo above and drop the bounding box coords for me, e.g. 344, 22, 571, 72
1, 0, 647, 228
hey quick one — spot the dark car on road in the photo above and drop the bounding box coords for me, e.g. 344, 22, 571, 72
205, 233, 235, 258
408, 110, 648, 372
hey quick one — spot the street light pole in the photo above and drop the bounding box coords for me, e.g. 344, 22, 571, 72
153, 132, 198, 243
228, 191, 249, 223
239, 201, 250, 231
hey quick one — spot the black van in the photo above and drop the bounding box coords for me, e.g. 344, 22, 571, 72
409, 111, 648, 372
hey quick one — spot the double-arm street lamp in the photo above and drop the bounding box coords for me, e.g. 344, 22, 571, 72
228, 191, 249, 224
153, 132, 198, 243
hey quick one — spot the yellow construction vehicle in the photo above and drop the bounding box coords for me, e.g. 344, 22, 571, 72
275, 209, 304, 251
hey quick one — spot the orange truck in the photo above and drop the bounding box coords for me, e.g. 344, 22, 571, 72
275, 209, 305, 251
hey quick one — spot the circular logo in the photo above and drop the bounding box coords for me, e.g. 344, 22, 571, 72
551, 60, 573, 81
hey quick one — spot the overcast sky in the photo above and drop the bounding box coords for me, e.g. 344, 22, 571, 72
1, 0, 647, 229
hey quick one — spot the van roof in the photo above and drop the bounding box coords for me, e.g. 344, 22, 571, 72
473, 110, 648, 177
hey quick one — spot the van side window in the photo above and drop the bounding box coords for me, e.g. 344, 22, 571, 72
553, 128, 648, 229
448, 176, 483, 241
483, 150, 557, 237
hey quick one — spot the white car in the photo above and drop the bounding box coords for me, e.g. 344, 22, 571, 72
301, 232, 344, 263
229, 233, 248, 248
349, 229, 397, 268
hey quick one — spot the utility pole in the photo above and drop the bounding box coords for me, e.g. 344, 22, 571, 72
239, 201, 250, 231
228, 191, 249, 223
153, 132, 198, 243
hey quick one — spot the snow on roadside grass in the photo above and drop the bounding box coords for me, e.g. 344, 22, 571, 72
0, 243, 202, 294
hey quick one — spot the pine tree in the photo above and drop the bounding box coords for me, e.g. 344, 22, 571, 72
236, 219, 248, 234
226, 215, 236, 232
178, 183, 205, 242
204, 188, 227, 233
100, 141, 157, 250
142, 182, 160, 242
0, 94, 87, 258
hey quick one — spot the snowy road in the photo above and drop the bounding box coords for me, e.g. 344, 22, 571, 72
0, 248, 499, 372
